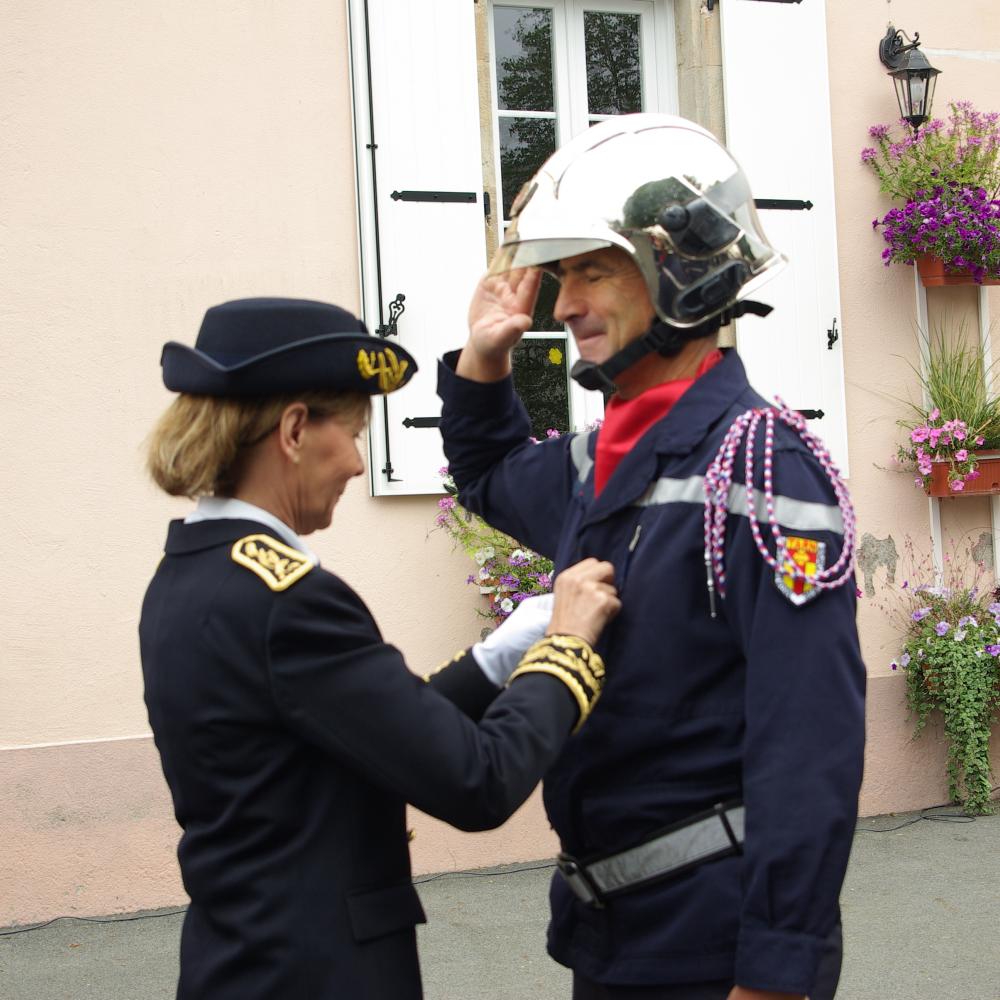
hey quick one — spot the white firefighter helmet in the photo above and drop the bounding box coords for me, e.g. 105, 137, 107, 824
491, 113, 785, 331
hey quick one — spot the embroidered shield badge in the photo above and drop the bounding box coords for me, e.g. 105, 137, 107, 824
774, 535, 825, 606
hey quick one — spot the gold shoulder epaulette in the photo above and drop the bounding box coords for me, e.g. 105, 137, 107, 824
231, 534, 314, 592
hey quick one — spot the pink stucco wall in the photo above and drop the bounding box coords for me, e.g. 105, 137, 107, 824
0, 738, 557, 926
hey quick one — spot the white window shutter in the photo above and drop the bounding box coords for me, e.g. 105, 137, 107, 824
350, 0, 487, 494
720, 0, 849, 476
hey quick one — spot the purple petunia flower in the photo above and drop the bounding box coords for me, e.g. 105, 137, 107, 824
912, 607, 931, 621
987, 644, 1000, 657
935, 621, 950, 636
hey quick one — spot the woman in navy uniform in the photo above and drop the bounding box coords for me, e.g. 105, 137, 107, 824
139, 297, 619, 1000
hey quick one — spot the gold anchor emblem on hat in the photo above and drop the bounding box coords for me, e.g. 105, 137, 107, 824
357, 346, 409, 392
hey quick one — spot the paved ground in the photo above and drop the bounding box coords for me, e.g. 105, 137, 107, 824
2, 810, 998, 1000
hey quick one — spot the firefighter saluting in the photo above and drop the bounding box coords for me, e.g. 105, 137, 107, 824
438, 114, 865, 1000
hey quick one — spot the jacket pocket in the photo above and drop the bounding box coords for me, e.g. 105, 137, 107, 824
346, 882, 427, 943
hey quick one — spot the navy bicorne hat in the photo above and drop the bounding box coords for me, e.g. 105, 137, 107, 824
161, 298, 417, 397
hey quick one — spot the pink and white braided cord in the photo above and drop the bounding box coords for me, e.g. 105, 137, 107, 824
702, 398, 856, 615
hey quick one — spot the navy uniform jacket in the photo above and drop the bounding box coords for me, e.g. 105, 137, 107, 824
139, 517, 579, 1000
438, 348, 866, 996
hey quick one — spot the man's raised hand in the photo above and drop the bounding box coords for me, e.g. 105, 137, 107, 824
457, 268, 542, 383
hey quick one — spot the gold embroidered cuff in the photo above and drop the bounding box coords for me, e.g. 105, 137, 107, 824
508, 635, 605, 732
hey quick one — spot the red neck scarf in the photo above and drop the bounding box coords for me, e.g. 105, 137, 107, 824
593, 350, 723, 496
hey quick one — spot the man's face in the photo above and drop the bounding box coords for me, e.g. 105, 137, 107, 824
551, 247, 656, 364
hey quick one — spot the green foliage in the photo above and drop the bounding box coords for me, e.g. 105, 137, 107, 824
894, 323, 1000, 491
905, 324, 1000, 448
861, 102, 1000, 202
876, 540, 1000, 814
434, 472, 553, 629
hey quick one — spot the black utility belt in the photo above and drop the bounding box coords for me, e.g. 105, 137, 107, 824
556, 800, 744, 909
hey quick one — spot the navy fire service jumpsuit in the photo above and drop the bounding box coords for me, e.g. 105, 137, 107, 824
438, 347, 865, 997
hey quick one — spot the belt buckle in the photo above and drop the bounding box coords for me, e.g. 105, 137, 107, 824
556, 852, 605, 909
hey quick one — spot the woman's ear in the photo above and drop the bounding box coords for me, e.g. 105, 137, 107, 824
276, 402, 310, 465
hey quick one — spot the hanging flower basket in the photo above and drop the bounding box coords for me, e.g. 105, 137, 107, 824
926, 452, 1000, 497
917, 254, 1000, 288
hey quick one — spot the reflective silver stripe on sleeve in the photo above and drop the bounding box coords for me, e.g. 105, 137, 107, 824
569, 431, 595, 484
635, 475, 844, 535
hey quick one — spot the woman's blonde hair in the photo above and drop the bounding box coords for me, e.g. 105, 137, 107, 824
146, 391, 370, 498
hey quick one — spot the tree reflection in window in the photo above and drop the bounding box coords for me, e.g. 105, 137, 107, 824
584, 12, 642, 118
494, 7, 558, 218
532, 269, 563, 333
499, 119, 557, 219
495, 7, 554, 111
512, 337, 571, 437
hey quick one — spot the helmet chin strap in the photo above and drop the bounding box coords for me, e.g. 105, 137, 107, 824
570, 300, 772, 394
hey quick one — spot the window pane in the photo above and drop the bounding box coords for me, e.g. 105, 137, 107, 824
513, 337, 571, 437
499, 117, 556, 218
584, 11, 642, 116
494, 6, 554, 112
531, 269, 563, 332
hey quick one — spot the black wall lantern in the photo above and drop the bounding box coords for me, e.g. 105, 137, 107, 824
878, 25, 941, 130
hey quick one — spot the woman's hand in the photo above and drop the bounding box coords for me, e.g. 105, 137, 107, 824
546, 558, 621, 648
456, 268, 542, 383
472, 594, 554, 686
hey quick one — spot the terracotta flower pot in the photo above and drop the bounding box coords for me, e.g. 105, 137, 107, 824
916, 254, 1000, 288
926, 452, 1000, 497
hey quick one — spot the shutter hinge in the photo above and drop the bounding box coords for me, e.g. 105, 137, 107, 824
390, 190, 477, 204
754, 199, 814, 211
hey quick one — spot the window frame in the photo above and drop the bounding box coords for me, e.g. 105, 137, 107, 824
486, 0, 678, 432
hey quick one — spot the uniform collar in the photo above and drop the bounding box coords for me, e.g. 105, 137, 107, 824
647, 348, 752, 457
182, 497, 319, 565
581, 349, 753, 523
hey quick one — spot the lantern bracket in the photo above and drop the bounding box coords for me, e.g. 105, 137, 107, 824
878, 25, 921, 71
